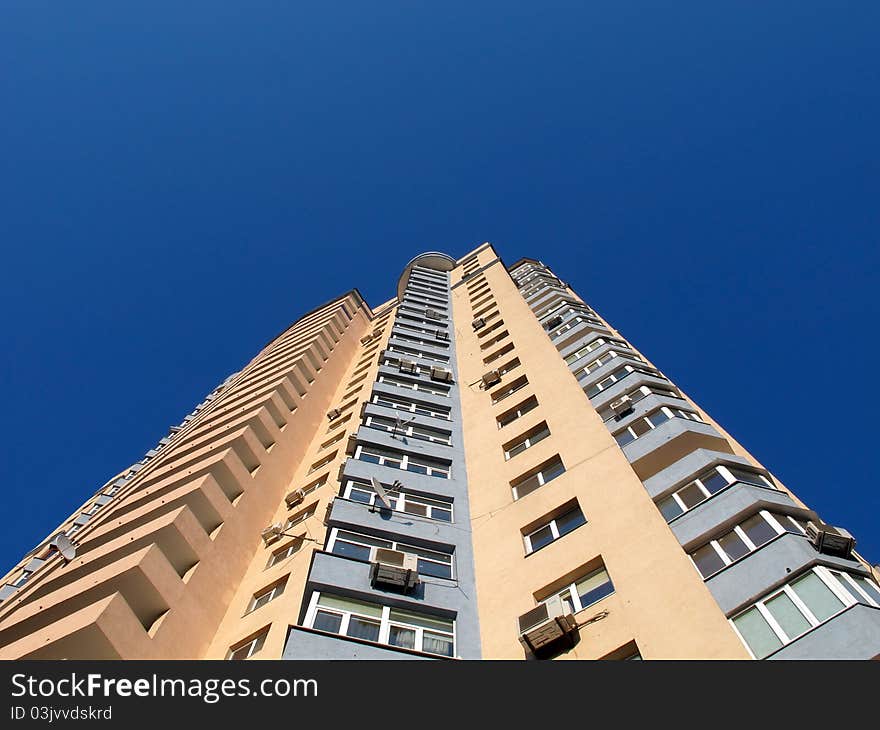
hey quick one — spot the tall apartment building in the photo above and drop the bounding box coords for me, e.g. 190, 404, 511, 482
1, 243, 878, 661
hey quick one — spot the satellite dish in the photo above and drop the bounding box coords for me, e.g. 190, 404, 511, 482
370, 477, 390, 508
49, 533, 77, 562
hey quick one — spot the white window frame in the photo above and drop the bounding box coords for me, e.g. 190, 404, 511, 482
286, 505, 317, 529
354, 445, 450, 479
689, 510, 806, 578
504, 423, 551, 460
372, 393, 451, 420
304, 592, 456, 657
550, 566, 615, 614
657, 465, 774, 522
523, 506, 585, 554
342, 480, 453, 522
497, 397, 539, 428
247, 579, 286, 613
326, 527, 454, 579
598, 384, 682, 421
730, 566, 880, 659
267, 537, 305, 568
511, 457, 566, 500
226, 631, 267, 660
612, 406, 702, 447
386, 345, 449, 365
376, 374, 450, 397
364, 415, 452, 445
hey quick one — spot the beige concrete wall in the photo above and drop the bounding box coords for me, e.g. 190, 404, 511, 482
205, 303, 399, 659
453, 244, 749, 659
0, 292, 375, 659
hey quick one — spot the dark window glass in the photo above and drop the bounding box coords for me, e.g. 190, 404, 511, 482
718, 531, 750, 561
528, 525, 555, 551
347, 617, 381, 642
556, 508, 586, 537
332, 541, 372, 561
701, 469, 729, 494
313, 611, 343, 634
740, 514, 777, 549
692, 544, 727, 578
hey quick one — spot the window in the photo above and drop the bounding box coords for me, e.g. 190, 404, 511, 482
286, 504, 317, 529
226, 629, 269, 660
342, 480, 453, 522
483, 342, 515, 365
523, 504, 586, 554
496, 357, 521, 376
386, 345, 449, 364
355, 445, 450, 479
267, 536, 305, 567
549, 314, 606, 339
306, 593, 455, 657
503, 422, 551, 460
372, 392, 451, 420
497, 396, 539, 428
585, 364, 661, 398
612, 407, 702, 447
596, 384, 681, 421
690, 511, 808, 578
491, 375, 529, 404
731, 567, 880, 659
327, 528, 454, 579
364, 415, 451, 445
308, 451, 337, 474
511, 455, 566, 500
377, 374, 450, 397
564, 337, 614, 364
247, 578, 287, 613
552, 565, 615, 614
656, 464, 774, 522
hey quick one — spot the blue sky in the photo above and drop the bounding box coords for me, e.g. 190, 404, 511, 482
1, 1, 878, 573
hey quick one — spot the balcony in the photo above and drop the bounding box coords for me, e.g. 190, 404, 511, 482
621, 418, 730, 480
669, 480, 802, 548
706, 532, 865, 615
643, 449, 764, 500
352, 426, 451, 463
306, 550, 460, 612
361, 401, 452, 430
326, 497, 459, 545
283, 625, 441, 660
371, 381, 451, 411
768, 603, 880, 659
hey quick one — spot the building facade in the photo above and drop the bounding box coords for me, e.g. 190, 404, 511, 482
1, 243, 878, 660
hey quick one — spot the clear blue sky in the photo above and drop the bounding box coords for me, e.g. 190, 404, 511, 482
1, 1, 878, 574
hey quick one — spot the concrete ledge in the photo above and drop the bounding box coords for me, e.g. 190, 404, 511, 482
769, 603, 880, 660
706, 532, 866, 615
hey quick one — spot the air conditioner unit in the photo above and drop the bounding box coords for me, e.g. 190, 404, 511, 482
360, 334, 374, 345
472, 317, 486, 331
327, 408, 342, 421
261, 523, 285, 546
545, 315, 564, 329
435, 330, 449, 341
399, 358, 417, 374
425, 309, 442, 320
285, 489, 306, 508
806, 521, 856, 559
610, 396, 634, 418
517, 595, 578, 657
482, 369, 502, 388
369, 547, 420, 591
430, 367, 453, 383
